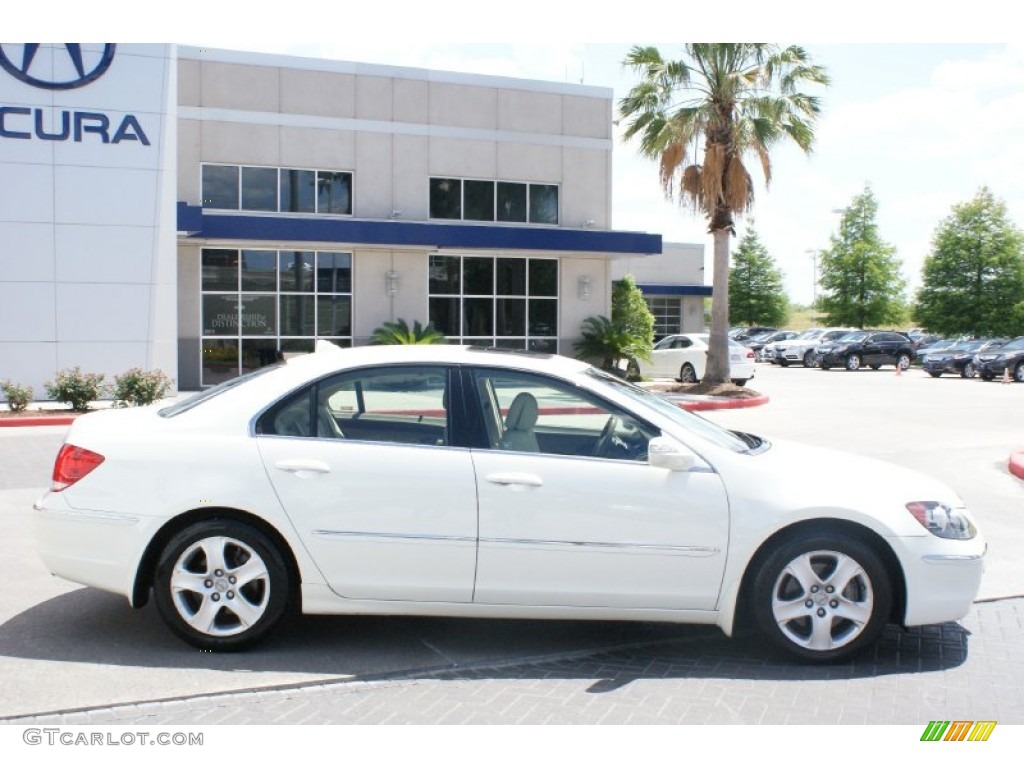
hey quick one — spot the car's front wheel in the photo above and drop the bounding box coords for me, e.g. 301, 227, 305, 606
803, 351, 818, 368
961, 362, 976, 379
751, 531, 891, 663
845, 354, 862, 371
153, 520, 291, 651
1016, 362, 1024, 383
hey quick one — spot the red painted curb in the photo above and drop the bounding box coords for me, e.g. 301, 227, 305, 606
0, 415, 77, 427
678, 395, 770, 412
1010, 448, 1024, 481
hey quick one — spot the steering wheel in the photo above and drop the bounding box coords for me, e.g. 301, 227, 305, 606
593, 416, 619, 457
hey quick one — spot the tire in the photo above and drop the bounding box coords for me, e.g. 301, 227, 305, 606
928, 372, 941, 378
625, 360, 640, 380
1016, 362, 1024, 383
869, 365, 881, 370
751, 530, 892, 663
961, 362, 976, 379
678, 363, 698, 384
897, 353, 911, 371
820, 364, 831, 370
981, 372, 994, 381
845, 354, 862, 372
803, 350, 818, 368
779, 360, 790, 368
732, 379, 748, 387
153, 519, 291, 651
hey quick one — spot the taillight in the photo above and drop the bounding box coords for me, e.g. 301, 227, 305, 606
746, 350, 755, 358
52, 444, 105, 491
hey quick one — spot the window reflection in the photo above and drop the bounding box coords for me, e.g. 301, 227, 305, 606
317, 172, 352, 215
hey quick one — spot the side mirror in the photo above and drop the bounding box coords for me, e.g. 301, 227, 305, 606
648, 437, 697, 472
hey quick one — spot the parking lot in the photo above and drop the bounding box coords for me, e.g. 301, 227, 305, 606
0, 361, 1022, 724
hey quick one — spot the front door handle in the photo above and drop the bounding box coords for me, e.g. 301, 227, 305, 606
485, 472, 543, 488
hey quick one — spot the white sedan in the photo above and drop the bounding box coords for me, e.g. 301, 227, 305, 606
34, 343, 984, 662
636, 333, 756, 385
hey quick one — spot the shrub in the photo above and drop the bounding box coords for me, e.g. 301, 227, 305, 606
1, 380, 33, 412
112, 368, 173, 407
370, 319, 447, 345
574, 315, 650, 374
45, 367, 106, 412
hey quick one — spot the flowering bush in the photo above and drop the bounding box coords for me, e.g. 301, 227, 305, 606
45, 367, 106, 412
112, 368, 173, 407
0, 380, 33, 412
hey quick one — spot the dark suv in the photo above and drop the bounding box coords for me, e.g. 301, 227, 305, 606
974, 336, 1024, 382
816, 331, 915, 371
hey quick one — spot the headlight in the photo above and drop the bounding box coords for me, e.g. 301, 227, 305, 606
906, 501, 976, 539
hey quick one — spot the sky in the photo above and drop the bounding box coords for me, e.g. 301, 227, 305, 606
15, 2, 1024, 305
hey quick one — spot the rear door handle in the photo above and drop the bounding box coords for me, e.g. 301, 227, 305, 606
485, 472, 543, 488
275, 459, 331, 475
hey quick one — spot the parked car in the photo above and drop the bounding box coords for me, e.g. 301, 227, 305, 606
749, 330, 798, 361
773, 328, 855, 367
914, 337, 956, 365
922, 339, 1007, 378
34, 342, 985, 662
816, 331, 915, 372
974, 336, 1024, 382
636, 333, 756, 385
729, 326, 777, 343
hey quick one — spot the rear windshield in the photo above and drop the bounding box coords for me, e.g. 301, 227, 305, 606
158, 365, 282, 418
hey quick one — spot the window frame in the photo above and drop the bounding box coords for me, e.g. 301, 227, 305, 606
428, 177, 560, 225
200, 163, 354, 216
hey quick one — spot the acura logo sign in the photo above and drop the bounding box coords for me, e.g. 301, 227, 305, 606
0, 44, 116, 90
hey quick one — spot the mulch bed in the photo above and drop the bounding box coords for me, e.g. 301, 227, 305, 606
643, 381, 764, 399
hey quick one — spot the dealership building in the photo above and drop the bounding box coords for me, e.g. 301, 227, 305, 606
0, 43, 709, 394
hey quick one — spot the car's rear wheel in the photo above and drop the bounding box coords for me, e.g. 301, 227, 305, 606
928, 371, 942, 378
751, 531, 891, 663
154, 520, 290, 651
845, 354, 862, 372
897, 353, 911, 370
1015, 362, 1024, 383
803, 351, 817, 368
732, 379, 748, 387
679, 363, 698, 383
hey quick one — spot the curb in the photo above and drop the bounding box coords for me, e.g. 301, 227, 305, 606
0, 415, 77, 428
1010, 448, 1024, 481
676, 395, 770, 412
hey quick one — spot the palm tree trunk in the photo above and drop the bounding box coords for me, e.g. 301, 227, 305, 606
705, 228, 732, 385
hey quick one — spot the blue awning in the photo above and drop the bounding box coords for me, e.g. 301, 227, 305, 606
636, 283, 713, 296
177, 203, 661, 256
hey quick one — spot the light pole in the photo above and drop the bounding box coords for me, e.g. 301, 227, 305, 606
804, 248, 819, 310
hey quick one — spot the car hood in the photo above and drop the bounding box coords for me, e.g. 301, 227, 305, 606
714, 437, 965, 538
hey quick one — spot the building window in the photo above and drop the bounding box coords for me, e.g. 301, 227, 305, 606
428, 255, 558, 352
200, 248, 353, 386
647, 296, 683, 339
429, 178, 559, 225
202, 165, 353, 216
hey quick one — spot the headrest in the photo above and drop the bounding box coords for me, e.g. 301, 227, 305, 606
506, 392, 538, 431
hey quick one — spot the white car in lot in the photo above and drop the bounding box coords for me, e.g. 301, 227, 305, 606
773, 328, 855, 367
635, 333, 757, 385
34, 343, 985, 662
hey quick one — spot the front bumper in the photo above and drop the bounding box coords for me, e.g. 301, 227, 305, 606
894, 533, 986, 626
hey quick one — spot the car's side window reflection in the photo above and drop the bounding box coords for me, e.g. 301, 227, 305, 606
315, 366, 450, 446
470, 369, 657, 461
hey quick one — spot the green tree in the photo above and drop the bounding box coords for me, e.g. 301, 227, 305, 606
729, 225, 789, 326
818, 187, 906, 328
914, 187, 1024, 336
620, 43, 828, 384
611, 274, 655, 359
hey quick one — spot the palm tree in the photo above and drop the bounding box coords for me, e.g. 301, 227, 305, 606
619, 44, 828, 385
370, 319, 447, 345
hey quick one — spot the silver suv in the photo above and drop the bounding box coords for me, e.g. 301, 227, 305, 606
772, 328, 856, 367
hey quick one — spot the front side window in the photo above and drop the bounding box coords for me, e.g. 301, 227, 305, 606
470, 368, 657, 461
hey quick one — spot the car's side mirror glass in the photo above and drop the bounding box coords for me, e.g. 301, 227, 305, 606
648, 437, 696, 472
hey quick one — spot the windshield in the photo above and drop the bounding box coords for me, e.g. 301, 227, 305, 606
795, 329, 822, 340
585, 369, 757, 454
838, 331, 868, 342
1001, 337, 1024, 352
